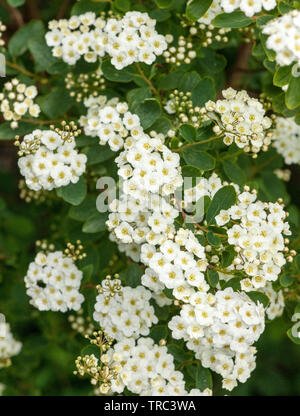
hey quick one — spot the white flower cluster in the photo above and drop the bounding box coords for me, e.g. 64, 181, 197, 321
79, 96, 148, 151
216, 190, 291, 291
0, 79, 40, 129
261, 282, 285, 321
98, 337, 212, 396
45, 11, 167, 69
17, 129, 87, 191
169, 287, 265, 391
141, 228, 208, 300
263, 10, 300, 67
93, 281, 157, 340
24, 251, 84, 312
203, 88, 273, 155
272, 117, 300, 165
95, 101, 183, 263
0, 319, 22, 368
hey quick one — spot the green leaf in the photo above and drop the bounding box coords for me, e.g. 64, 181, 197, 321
295, 254, 300, 271
0, 121, 38, 139
71, 0, 107, 15
206, 185, 236, 224
286, 76, 300, 109
28, 37, 57, 72
8, 20, 45, 57
247, 291, 270, 308
82, 212, 108, 233
182, 149, 216, 171
80, 345, 100, 357
222, 277, 242, 291
149, 325, 168, 343
221, 246, 236, 268
154, 0, 174, 8
287, 327, 300, 345
69, 196, 98, 222
213, 11, 252, 28
82, 264, 94, 284
280, 273, 294, 288
119, 263, 143, 288
59, 177, 87, 206
222, 159, 246, 186
168, 344, 193, 364
184, 362, 213, 391
273, 65, 293, 87
85, 145, 115, 165
179, 124, 197, 143
40, 87, 73, 118
186, 0, 213, 21
134, 98, 161, 129
207, 231, 221, 247
149, 9, 171, 21
101, 60, 135, 83
114, 0, 131, 11
7, 0, 25, 6
179, 71, 201, 92
192, 78, 216, 106
181, 165, 202, 180
158, 72, 185, 90
150, 117, 172, 135
206, 269, 219, 288
127, 87, 152, 111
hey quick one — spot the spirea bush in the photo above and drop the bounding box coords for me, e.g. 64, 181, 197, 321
0, 0, 300, 397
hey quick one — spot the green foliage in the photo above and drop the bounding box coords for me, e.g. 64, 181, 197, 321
206, 186, 237, 224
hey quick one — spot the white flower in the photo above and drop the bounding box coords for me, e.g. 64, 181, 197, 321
272, 117, 300, 165
0, 318, 22, 367
263, 11, 300, 67
24, 250, 84, 312
17, 129, 86, 191
45, 11, 167, 69
203, 88, 274, 154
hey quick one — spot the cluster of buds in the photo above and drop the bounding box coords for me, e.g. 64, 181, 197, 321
50, 121, 81, 144
65, 68, 106, 103
64, 240, 86, 261
163, 35, 196, 66
237, 26, 255, 43
18, 179, 47, 203
14, 132, 41, 157
68, 308, 94, 336
165, 90, 203, 137
0, 20, 6, 47
35, 239, 55, 254
189, 23, 231, 47
74, 330, 118, 394
14, 121, 81, 157
96, 274, 122, 304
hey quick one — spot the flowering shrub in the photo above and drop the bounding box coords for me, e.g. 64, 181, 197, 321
0, 0, 300, 397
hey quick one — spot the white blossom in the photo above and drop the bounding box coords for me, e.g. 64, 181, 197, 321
24, 250, 84, 312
